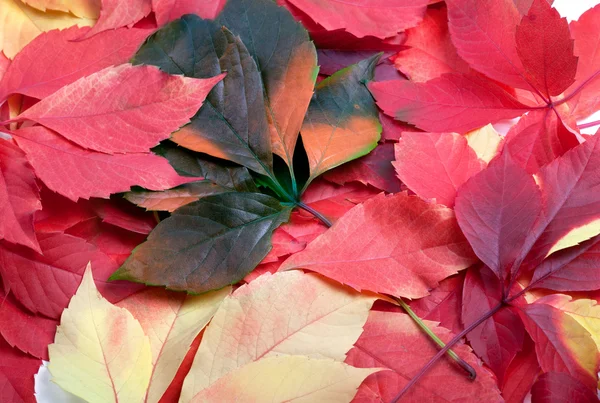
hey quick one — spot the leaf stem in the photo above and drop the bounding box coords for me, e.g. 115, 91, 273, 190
578, 119, 600, 130
391, 303, 504, 403
393, 297, 476, 379
295, 202, 332, 227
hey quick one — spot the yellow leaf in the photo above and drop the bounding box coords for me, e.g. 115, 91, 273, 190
21, 0, 100, 18
117, 286, 231, 403
549, 295, 600, 352
0, 0, 95, 58
465, 124, 503, 164
188, 356, 380, 403
48, 263, 152, 403
545, 218, 600, 258
180, 271, 377, 402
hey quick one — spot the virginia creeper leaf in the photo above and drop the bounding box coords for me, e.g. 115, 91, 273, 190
81, 0, 151, 39
464, 124, 504, 164
116, 286, 230, 403
180, 271, 376, 400
111, 192, 291, 293
392, 6, 471, 82
14, 64, 223, 154
152, 0, 226, 26
133, 16, 273, 176
394, 131, 486, 207
283, 0, 428, 39
0, 338, 39, 403
20, 0, 99, 18
0, 137, 41, 252
0, 26, 151, 101
12, 126, 193, 201
281, 192, 477, 298
346, 311, 503, 402
125, 182, 231, 213
218, 0, 318, 167
0, 232, 142, 319
515, 0, 578, 98
0, 0, 94, 58
47, 264, 153, 403
501, 337, 540, 403
301, 54, 381, 184
370, 73, 530, 133
455, 150, 542, 280
531, 372, 599, 403
187, 356, 378, 403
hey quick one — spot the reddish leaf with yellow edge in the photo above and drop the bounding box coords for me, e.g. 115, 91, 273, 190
47, 264, 153, 403
180, 271, 377, 400
391, 6, 471, 82
0, 26, 151, 101
117, 287, 230, 403
394, 131, 486, 207
13, 126, 194, 201
346, 310, 503, 402
281, 192, 477, 298
14, 65, 223, 154
0, 137, 41, 252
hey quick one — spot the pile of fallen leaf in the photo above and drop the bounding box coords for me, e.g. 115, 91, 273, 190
1, 0, 600, 402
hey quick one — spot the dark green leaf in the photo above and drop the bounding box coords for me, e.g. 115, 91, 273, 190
110, 192, 291, 293
134, 16, 272, 176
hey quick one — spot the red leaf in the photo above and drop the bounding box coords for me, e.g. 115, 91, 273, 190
152, 0, 226, 26
282, 0, 428, 39
504, 109, 580, 174
15, 65, 223, 154
0, 338, 39, 403
531, 372, 599, 403
394, 131, 486, 207
0, 233, 143, 319
90, 199, 156, 235
0, 288, 57, 360
379, 112, 421, 142
13, 126, 193, 201
0, 26, 151, 101
515, 0, 578, 98
0, 52, 9, 81
34, 187, 96, 233
568, 4, 600, 120
391, 6, 471, 82
346, 311, 502, 402
462, 266, 525, 383
501, 337, 541, 403
408, 272, 465, 334
370, 73, 530, 132
281, 192, 477, 298
445, 0, 529, 90
517, 300, 599, 389
455, 151, 542, 280
82, 0, 152, 39
324, 142, 402, 193
0, 138, 41, 252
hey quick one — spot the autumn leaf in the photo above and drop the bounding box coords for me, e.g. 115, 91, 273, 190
12, 64, 224, 154
111, 192, 292, 293
180, 271, 377, 400
281, 192, 477, 298
48, 264, 153, 403
530, 372, 599, 402
81, 0, 151, 39
152, 0, 226, 26
0, 338, 40, 403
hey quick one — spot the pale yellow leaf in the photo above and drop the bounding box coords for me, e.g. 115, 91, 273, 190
465, 124, 503, 163
548, 295, 600, 352
48, 263, 152, 403
545, 218, 600, 258
117, 286, 231, 403
180, 271, 377, 402
0, 0, 94, 58
188, 356, 380, 403
21, 0, 100, 18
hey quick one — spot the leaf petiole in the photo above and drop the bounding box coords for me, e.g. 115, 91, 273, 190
393, 297, 476, 380
296, 202, 333, 227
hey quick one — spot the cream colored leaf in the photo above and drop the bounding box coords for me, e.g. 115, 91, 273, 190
21, 0, 100, 18
180, 271, 377, 402
0, 0, 94, 58
465, 124, 503, 163
117, 286, 231, 403
548, 295, 600, 351
188, 356, 380, 403
48, 263, 152, 403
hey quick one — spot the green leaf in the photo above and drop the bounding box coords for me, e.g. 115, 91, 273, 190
301, 54, 382, 189
133, 16, 273, 176
110, 192, 291, 293
218, 0, 319, 168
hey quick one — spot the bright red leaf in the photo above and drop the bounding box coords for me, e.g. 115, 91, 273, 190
82, 0, 152, 39
531, 372, 599, 403
501, 337, 541, 403
152, 0, 226, 26
0, 338, 39, 403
